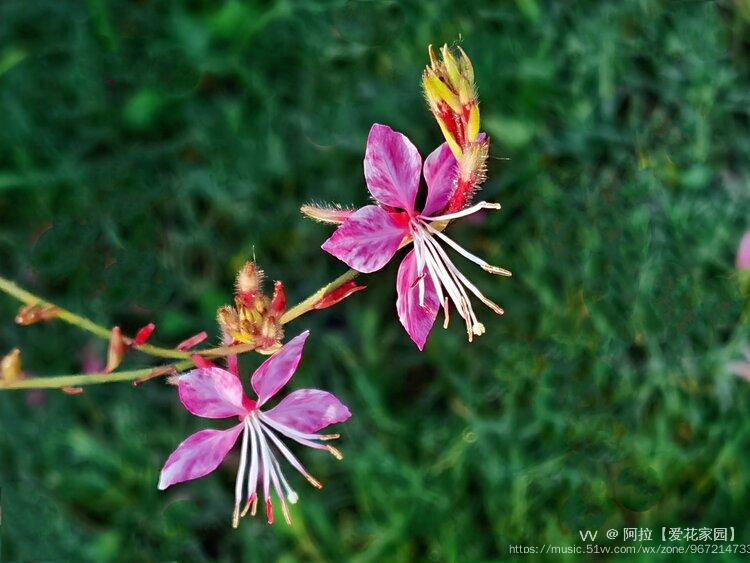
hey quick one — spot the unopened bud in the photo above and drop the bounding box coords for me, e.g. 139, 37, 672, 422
300, 204, 354, 225
105, 326, 127, 373
133, 322, 156, 346
190, 354, 216, 369
423, 44, 488, 214
313, 281, 366, 310
15, 303, 59, 325
269, 281, 286, 317
236, 262, 264, 303
259, 316, 282, 346
423, 44, 479, 154
176, 331, 208, 351
217, 306, 240, 341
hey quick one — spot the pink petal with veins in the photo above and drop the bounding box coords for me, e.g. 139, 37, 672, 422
364, 123, 421, 212
264, 389, 352, 433
396, 250, 439, 351
158, 424, 244, 489
422, 142, 458, 217
737, 231, 750, 270
178, 367, 247, 419
251, 331, 309, 406
321, 205, 408, 273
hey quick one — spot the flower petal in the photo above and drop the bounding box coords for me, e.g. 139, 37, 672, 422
364, 123, 422, 212
251, 331, 309, 406
264, 389, 352, 433
178, 367, 248, 419
737, 231, 750, 270
396, 250, 439, 351
321, 205, 408, 273
158, 424, 244, 490
422, 142, 458, 216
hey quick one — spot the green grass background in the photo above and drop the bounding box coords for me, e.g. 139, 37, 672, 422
2, 0, 750, 561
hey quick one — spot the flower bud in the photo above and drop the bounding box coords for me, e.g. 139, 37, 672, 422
236, 262, 264, 305
313, 281, 366, 310
176, 331, 208, 351
217, 306, 240, 341
300, 204, 354, 225
1, 348, 23, 384
133, 322, 156, 346
15, 303, 59, 325
423, 44, 490, 214
423, 44, 481, 157
269, 281, 287, 317
105, 326, 127, 373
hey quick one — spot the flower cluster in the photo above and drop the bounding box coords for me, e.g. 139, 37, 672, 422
0, 43, 512, 529
216, 262, 287, 352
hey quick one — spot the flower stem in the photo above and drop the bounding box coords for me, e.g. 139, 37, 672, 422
0, 360, 194, 390
0, 269, 358, 390
279, 269, 358, 325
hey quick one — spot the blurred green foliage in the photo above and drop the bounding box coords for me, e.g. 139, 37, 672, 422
1, 0, 750, 561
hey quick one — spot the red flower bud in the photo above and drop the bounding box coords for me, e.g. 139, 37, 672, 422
176, 331, 208, 351
190, 354, 216, 369
314, 281, 366, 310
269, 281, 286, 317
134, 322, 156, 346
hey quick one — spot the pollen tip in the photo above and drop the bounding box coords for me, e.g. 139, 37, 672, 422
266, 499, 274, 525
472, 322, 485, 336
482, 264, 512, 276
232, 505, 240, 529
321, 433, 340, 441
282, 503, 292, 525
327, 445, 343, 460
305, 473, 323, 489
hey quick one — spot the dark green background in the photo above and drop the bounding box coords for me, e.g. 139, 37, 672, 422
2, 0, 750, 561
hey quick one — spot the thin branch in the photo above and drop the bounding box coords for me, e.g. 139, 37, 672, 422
0, 360, 193, 390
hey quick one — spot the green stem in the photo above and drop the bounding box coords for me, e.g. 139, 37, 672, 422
0, 360, 193, 390
0, 269, 359, 390
279, 269, 358, 325
0, 270, 357, 360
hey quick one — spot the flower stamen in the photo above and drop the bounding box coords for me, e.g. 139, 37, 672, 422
419, 201, 502, 222
232, 418, 251, 529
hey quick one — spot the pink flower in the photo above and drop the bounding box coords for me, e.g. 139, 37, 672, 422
158, 331, 351, 527
737, 231, 750, 270
312, 123, 510, 350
